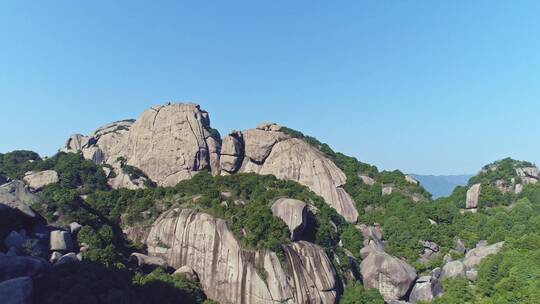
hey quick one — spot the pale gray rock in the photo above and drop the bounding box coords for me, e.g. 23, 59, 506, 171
466, 184, 481, 209
441, 260, 466, 279
220, 132, 244, 173
359, 175, 376, 186
360, 240, 385, 259
419, 241, 439, 263
516, 167, 540, 185
0, 276, 33, 304
409, 276, 442, 303
63, 134, 90, 152
242, 128, 289, 163
463, 241, 504, 270
49, 251, 62, 263
360, 250, 417, 301
141, 208, 338, 304
69, 222, 82, 234
271, 198, 307, 241
405, 175, 419, 185
0, 181, 39, 218
22, 170, 59, 191
455, 238, 466, 255
240, 137, 358, 222
49, 230, 73, 251
431, 267, 442, 279
466, 270, 478, 281
129, 253, 168, 270
62, 104, 218, 187
382, 186, 394, 196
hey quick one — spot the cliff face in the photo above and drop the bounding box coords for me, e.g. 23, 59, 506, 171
63, 103, 357, 222
63, 103, 220, 187
141, 208, 338, 304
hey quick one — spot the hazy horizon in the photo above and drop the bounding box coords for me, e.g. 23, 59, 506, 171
2, 1, 540, 175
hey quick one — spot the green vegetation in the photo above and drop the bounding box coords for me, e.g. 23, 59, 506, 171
341, 282, 385, 304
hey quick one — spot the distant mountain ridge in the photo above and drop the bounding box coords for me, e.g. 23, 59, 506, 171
410, 174, 473, 198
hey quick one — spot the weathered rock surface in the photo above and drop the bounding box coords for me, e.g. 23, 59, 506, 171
0, 181, 39, 219
360, 250, 417, 301
63, 105, 359, 223
220, 132, 244, 173
466, 184, 481, 209
463, 241, 504, 270
49, 230, 73, 251
359, 175, 376, 186
0, 276, 33, 304
129, 253, 168, 270
516, 167, 540, 185
382, 186, 394, 196
409, 276, 442, 304
405, 175, 419, 185
22, 170, 59, 191
271, 198, 307, 241
140, 208, 338, 304
240, 136, 358, 222
62, 103, 220, 187
441, 260, 466, 279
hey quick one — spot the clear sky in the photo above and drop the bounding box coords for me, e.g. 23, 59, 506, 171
1, 1, 539, 175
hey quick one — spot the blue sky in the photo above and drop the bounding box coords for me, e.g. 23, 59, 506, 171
1, 1, 540, 174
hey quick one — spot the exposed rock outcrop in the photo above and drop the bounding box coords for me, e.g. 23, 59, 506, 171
409, 276, 442, 303
23, 170, 59, 191
49, 230, 73, 252
271, 198, 307, 241
0, 181, 39, 219
239, 134, 358, 223
463, 241, 504, 270
140, 208, 338, 304
360, 250, 417, 301
220, 132, 244, 173
441, 260, 466, 279
465, 183, 481, 209
62, 104, 358, 222
62, 103, 220, 187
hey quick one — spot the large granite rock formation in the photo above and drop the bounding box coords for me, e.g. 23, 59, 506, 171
139, 208, 338, 304
23, 170, 59, 191
465, 184, 481, 209
360, 250, 417, 301
271, 198, 307, 241
463, 241, 504, 269
62, 103, 221, 187
236, 125, 358, 222
62, 104, 358, 222
0, 181, 39, 219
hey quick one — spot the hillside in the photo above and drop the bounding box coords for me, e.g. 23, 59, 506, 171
411, 174, 472, 199
1, 103, 540, 304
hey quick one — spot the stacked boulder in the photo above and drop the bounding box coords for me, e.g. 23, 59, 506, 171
440, 241, 504, 281
1, 179, 84, 304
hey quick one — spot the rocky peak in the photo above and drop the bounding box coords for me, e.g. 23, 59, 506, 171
62, 104, 359, 222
